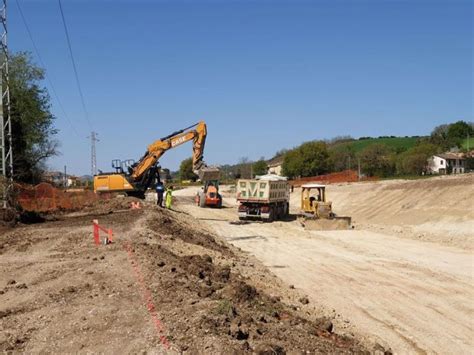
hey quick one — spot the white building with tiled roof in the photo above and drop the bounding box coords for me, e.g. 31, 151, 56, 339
427, 152, 466, 174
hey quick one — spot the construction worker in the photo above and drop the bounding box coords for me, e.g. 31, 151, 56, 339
155, 181, 165, 207
165, 185, 174, 209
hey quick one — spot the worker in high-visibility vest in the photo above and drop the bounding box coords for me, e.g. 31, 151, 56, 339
165, 185, 174, 209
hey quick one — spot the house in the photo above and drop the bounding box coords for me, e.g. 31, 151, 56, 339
43, 171, 79, 187
427, 152, 466, 174
267, 156, 284, 176
67, 175, 79, 187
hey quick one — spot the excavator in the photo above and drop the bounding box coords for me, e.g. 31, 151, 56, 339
93, 121, 220, 199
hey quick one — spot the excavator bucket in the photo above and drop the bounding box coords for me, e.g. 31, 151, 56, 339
199, 166, 220, 181
300, 216, 352, 231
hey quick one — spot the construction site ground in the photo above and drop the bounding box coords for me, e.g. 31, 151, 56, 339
174, 174, 474, 354
0, 196, 369, 353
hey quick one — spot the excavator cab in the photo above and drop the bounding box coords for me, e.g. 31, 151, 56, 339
112, 159, 122, 173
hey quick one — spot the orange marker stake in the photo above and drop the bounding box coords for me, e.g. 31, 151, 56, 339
93, 219, 100, 245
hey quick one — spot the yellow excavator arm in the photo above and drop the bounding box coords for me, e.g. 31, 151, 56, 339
131, 121, 208, 181
94, 120, 219, 197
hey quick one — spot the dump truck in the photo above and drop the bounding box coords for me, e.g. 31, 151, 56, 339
299, 183, 351, 230
236, 175, 289, 221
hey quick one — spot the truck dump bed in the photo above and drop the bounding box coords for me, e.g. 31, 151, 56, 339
236, 176, 289, 203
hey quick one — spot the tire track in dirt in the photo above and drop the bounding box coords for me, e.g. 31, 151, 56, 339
174, 181, 474, 354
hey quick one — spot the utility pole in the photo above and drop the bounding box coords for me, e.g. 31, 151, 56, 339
357, 157, 361, 181
90, 131, 98, 177
0, 0, 13, 209
64, 165, 67, 190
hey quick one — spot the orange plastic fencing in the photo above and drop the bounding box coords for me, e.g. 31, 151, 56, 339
16, 183, 112, 212
290, 170, 378, 187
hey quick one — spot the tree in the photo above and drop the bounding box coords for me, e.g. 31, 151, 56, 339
447, 121, 473, 143
329, 145, 356, 172
179, 157, 197, 181
396, 142, 438, 175
429, 124, 449, 149
273, 149, 289, 158
430, 121, 474, 150
358, 143, 395, 177
282, 141, 330, 178
252, 158, 268, 176
326, 135, 354, 145
237, 157, 252, 179
281, 148, 302, 179
8, 52, 58, 183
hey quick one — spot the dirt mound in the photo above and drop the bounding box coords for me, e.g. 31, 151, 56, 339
146, 208, 231, 255
68, 196, 143, 216
0, 204, 370, 353
134, 209, 366, 353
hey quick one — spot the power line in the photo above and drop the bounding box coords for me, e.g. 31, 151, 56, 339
57, 0, 93, 130
14, 0, 80, 137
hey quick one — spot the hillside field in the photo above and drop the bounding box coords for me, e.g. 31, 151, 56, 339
331, 136, 421, 153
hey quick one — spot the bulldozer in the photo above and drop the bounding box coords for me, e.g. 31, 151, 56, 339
299, 183, 351, 230
93, 121, 219, 198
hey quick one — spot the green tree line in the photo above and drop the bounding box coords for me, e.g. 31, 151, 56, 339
281, 121, 473, 179
178, 120, 473, 182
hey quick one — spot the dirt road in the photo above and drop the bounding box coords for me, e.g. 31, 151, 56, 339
175, 175, 474, 354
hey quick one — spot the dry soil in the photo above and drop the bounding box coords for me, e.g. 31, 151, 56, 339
0, 198, 369, 354
174, 174, 474, 354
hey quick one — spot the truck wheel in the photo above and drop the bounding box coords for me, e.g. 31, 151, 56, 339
267, 207, 274, 222
199, 192, 206, 208
274, 206, 280, 220
285, 203, 290, 216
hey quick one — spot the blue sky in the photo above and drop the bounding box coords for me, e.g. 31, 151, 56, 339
10, 0, 473, 175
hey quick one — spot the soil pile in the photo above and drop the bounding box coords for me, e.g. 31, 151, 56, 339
132, 208, 368, 353
80, 196, 141, 213
0, 202, 371, 353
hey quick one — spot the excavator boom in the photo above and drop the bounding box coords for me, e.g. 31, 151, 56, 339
93, 120, 219, 196
131, 121, 208, 181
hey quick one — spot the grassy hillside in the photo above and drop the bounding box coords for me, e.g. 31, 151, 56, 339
331, 136, 422, 153
462, 137, 474, 150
